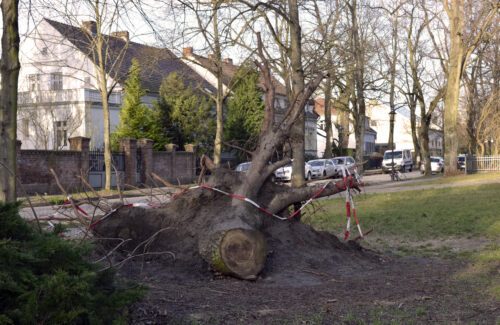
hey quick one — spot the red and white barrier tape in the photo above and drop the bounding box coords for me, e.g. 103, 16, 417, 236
192, 183, 330, 221
88, 174, 361, 237
341, 166, 363, 240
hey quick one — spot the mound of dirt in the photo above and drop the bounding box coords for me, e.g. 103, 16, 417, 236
93, 186, 379, 281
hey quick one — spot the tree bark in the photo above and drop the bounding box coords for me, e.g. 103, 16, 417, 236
350, 0, 366, 173
442, 0, 465, 175
289, 0, 306, 187
323, 78, 333, 158
212, 0, 224, 167
0, 0, 20, 202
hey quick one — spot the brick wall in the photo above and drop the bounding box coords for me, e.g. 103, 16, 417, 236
17, 138, 197, 195
18, 150, 84, 194
153, 151, 196, 184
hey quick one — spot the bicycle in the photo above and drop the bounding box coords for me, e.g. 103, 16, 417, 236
389, 168, 406, 181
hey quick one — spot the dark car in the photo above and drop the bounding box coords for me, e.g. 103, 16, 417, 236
457, 155, 466, 170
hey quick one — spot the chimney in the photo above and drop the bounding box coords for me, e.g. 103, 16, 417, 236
111, 31, 129, 42
223, 58, 233, 65
81, 21, 97, 34
183, 47, 193, 58
207, 53, 215, 60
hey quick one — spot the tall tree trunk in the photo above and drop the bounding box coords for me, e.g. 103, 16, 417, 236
0, 0, 20, 202
212, 0, 223, 167
323, 78, 333, 158
419, 116, 431, 175
350, 0, 366, 173
409, 96, 421, 169
442, 0, 465, 175
289, 0, 306, 187
94, 11, 113, 191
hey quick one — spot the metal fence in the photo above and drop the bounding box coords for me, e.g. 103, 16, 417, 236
466, 155, 500, 173
89, 149, 125, 188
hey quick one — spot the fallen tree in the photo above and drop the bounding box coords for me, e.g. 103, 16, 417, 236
92, 1, 361, 280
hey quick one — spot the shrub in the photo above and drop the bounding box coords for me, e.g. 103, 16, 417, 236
0, 203, 144, 324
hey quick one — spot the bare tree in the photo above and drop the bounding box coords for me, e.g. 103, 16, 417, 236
463, 22, 499, 155
94, 0, 360, 280
308, 0, 344, 159
0, 0, 20, 202
441, 0, 497, 174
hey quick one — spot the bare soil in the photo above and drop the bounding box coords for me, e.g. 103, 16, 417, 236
114, 217, 499, 324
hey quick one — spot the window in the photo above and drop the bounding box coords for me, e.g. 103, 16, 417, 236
28, 74, 40, 91
370, 119, 378, 127
55, 121, 67, 147
50, 72, 63, 90
22, 119, 29, 138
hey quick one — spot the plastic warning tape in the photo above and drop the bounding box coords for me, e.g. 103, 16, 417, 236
195, 183, 331, 221
340, 166, 363, 240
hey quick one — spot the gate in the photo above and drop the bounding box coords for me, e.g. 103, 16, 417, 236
89, 149, 125, 188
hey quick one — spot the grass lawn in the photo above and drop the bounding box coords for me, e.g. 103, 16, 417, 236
304, 183, 500, 300
397, 171, 500, 188
304, 183, 500, 239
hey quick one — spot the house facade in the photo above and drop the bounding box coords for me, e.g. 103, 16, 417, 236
18, 19, 318, 157
17, 18, 210, 150
315, 98, 377, 158
366, 101, 443, 157
314, 98, 443, 159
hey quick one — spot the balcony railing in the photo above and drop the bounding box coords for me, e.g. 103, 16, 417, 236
18, 89, 122, 105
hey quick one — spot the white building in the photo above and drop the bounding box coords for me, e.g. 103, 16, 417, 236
314, 99, 443, 158
366, 101, 443, 156
17, 18, 211, 150
315, 98, 377, 158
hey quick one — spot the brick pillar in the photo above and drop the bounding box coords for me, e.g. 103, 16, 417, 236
184, 144, 197, 181
69, 137, 90, 180
165, 143, 178, 179
137, 138, 154, 185
120, 138, 137, 186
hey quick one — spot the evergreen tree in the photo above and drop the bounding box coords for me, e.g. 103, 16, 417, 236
156, 73, 215, 152
112, 59, 168, 150
224, 64, 264, 150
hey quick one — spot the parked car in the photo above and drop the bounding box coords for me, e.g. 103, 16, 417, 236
274, 160, 312, 181
457, 155, 466, 170
307, 159, 337, 179
382, 149, 413, 173
332, 156, 356, 176
420, 156, 444, 174
235, 162, 252, 173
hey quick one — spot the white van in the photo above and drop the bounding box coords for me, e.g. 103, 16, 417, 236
382, 149, 413, 173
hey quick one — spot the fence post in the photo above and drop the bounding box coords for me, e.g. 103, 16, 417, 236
137, 139, 154, 185
69, 137, 90, 182
120, 138, 137, 187
165, 143, 178, 179
184, 144, 197, 182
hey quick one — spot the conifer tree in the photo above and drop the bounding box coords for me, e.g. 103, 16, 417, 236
157, 73, 215, 152
224, 65, 264, 151
112, 59, 167, 150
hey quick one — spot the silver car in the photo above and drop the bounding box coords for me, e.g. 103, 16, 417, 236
274, 160, 312, 181
332, 156, 356, 176
420, 156, 444, 174
307, 159, 337, 179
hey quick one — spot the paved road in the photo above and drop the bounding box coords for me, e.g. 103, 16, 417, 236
20, 170, 499, 223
